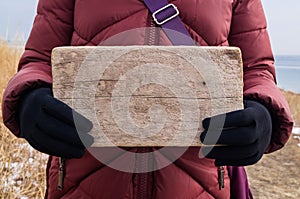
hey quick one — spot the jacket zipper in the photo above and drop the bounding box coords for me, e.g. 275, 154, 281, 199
145, 13, 158, 46
134, 13, 157, 199
135, 148, 153, 199
149, 20, 156, 45
58, 157, 65, 190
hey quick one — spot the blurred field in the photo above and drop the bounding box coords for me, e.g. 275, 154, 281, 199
0, 41, 299, 198
247, 137, 300, 198
281, 89, 300, 125
0, 42, 19, 99
246, 90, 300, 198
0, 42, 48, 198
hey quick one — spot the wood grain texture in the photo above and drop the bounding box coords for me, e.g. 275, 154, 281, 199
52, 46, 243, 147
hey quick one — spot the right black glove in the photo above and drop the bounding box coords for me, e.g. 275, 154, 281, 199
18, 87, 94, 158
200, 100, 272, 166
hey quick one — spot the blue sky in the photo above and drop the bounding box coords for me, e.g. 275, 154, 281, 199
0, 0, 299, 55
0, 0, 37, 42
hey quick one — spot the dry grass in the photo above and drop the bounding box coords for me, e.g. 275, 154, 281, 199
0, 41, 18, 104
0, 123, 48, 199
247, 137, 300, 199
0, 41, 48, 198
281, 89, 300, 125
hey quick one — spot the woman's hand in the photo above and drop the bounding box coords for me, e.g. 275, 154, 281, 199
18, 87, 94, 158
200, 100, 272, 166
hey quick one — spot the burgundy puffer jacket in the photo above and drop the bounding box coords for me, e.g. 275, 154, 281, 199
2, 0, 293, 198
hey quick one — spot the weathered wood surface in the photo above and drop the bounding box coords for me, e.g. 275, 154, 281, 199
52, 46, 243, 147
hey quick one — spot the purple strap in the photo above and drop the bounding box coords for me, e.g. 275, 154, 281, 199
143, 0, 195, 45
227, 166, 253, 199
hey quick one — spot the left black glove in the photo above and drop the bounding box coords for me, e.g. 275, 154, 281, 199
200, 100, 272, 166
18, 87, 94, 158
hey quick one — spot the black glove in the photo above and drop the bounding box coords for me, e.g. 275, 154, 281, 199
200, 100, 272, 166
18, 87, 94, 158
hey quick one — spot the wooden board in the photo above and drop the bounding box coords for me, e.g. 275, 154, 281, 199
52, 46, 243, 147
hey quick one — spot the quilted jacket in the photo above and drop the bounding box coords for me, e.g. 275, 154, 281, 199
2, 0, 293, 198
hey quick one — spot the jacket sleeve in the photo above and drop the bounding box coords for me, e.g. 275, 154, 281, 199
229, 0, 293, 153
1, 0, 75, 137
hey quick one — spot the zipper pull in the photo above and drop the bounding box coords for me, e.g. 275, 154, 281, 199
58, 157, 65, 190
218, 166, 225, 190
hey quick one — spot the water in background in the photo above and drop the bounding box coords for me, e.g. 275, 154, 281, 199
276, 55, 300, 146
275, 55, 300, 94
